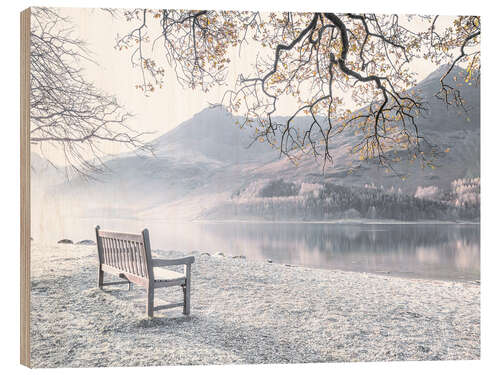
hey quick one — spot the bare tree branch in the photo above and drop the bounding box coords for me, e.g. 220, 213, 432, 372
31, 7, 153, 178
114, 10, 480, 175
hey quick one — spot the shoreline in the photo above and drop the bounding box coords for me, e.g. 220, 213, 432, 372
191, 218, 480, 225
30, 243, 480, 367
176, 250, 480, 285
68, 215, 480, 225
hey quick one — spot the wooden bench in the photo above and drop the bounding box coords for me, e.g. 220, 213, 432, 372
95, 226, 194, 318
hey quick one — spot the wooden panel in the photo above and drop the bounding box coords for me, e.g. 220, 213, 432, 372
20, 7, 31, 368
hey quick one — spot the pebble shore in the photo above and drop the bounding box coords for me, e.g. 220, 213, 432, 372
30, 243, 480, 367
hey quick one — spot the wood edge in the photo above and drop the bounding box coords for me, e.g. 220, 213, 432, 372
20, 7, 31, 368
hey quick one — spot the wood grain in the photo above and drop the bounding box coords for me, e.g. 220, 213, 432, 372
20, 7, 31, 368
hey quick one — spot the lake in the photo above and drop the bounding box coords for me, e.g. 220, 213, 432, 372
36, 218, 480, 282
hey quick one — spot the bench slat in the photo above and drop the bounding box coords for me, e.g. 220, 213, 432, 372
137, 242, 144, 277
140, 243, 148, 277
127, 240, 134, 275
107, 237, 114, 266
128, 241, 136, 275
127, 241, 134, 274
98, 230, 143, 242
101, 264, 149, 287
101, 237, 107, 264
121, 239, 128, 273
154, 279, 186, 287
153, 256, 195, 266
130, 241, 138, 276
108, 238, 114, 266
111, 237, 117, 268
102, 281, 129, 286
132, 241, 141, 277
101, 237, 106, 263
135, 242, 143, 277
116, 238, 124, 271
153, 302, 184, 311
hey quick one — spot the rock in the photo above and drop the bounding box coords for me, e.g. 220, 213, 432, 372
213, 252, 225, 257
57, 239, 73, 244
200, 252, 211, 256
266, 259, 273, 263
76, 240, 96, 245
232, 255, 246, 259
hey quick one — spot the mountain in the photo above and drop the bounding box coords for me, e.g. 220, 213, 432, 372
50, 65, 480, 220
250, 65, 480, 193
152, 106, 279, 164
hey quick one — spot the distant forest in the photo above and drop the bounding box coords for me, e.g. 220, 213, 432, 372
203, 178, 480, 222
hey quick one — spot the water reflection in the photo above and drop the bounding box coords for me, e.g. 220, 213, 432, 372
36, 219, 480, 281
177, 222, 480, 281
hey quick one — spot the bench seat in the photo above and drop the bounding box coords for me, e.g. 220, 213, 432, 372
153, 268, 186, 283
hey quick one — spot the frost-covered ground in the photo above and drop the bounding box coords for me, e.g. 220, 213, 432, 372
30, 243, 480, 367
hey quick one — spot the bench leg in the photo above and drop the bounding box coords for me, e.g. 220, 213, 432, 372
146, 287, 154, 318
182, 285, 190, 315
183, 283, 191, 316
183, 264, 191, 315
98, 267, 104, 289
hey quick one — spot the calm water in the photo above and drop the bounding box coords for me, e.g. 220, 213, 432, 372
37, 220, 480, 282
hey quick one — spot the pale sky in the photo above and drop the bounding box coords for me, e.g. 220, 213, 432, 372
38, 7, 452, 165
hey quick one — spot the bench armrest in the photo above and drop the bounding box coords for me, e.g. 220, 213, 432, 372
153, 256, 195, 267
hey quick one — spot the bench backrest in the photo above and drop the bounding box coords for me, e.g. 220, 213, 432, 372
95, 226, 154, 282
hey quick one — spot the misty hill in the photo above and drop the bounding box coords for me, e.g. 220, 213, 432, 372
152, 107, 279, 164
249, 65, 480, 194
50, 65, 479, 220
